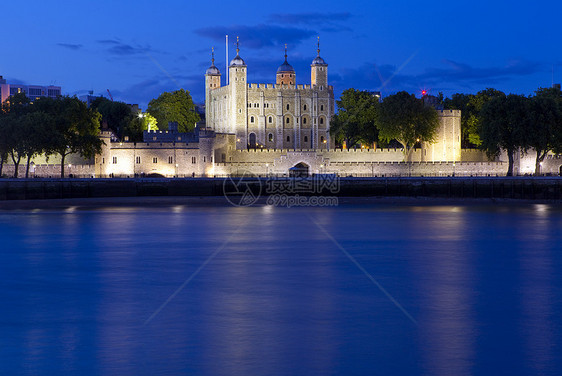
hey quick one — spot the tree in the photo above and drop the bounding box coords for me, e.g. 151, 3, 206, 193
0, 92, 31, 177
20, 111, 51, 178
147, 89, 200, 132
126, 112, 158, 142
91, 97, 133, 139
0, 120, 8, 177
525, 87, 562, 175
36, 96, 103, 178
330, 89, 379, 148
479, 94, 529, 176
466, 88, 505, 146
377, 91, 439, 161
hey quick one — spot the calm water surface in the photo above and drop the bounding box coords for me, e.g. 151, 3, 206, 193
1, 199, 561, 375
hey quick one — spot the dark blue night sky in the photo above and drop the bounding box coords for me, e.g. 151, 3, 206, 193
3, 0, 561, 108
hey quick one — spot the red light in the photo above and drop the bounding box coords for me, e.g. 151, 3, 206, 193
421, 90, 427, 96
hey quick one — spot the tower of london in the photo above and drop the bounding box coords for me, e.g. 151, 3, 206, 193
205, 38, 334, 151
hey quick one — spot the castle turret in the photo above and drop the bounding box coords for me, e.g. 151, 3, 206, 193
311, 37, 328, 88
205, 47, 221, 130
228, 37, 248, 149
276, 44, 295, 86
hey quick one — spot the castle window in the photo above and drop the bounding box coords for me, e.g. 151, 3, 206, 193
112, 157, 117, 164
192, 157, 196, 164
320, 86, 323, 90
168, 156, 173, 164
286, 104, 290, 111
102, 158, 105, 164
286, 136, 290, 142
286, 117, 290, 124
321, 136, 325, 143
304, 136, 308, 142
303, 104, 307, 111
320, 105, 324, 111
268, 116, 272, 123
268, 133, 273, 142
250, 116, 255, 123
136, 156, 141, 164
153, 157, 158, 163
320, 117, 324, 125
303, 118, 307, 125
203, 156, 206, 162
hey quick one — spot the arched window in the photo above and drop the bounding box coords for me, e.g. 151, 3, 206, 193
304, 136, 308, 142
320, 104, 324, 111
286, 117, 290, 124
286, 104, 290, 111
268, 116, 272, 123
287, 136, 290, 142
320, 117, 324, 125
250, 116, 254, 123
303, 104, 307, 111
303, 118, 307, 125
321, 136, 325, 143
268, 133, 273, 142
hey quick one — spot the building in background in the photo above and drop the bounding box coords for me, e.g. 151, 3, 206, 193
0, 75, 61, 103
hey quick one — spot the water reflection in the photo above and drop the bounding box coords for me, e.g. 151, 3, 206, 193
411, 208, 475, 376
1, 203, 562, 375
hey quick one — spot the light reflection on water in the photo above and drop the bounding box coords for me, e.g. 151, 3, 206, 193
0, 202, 561, 375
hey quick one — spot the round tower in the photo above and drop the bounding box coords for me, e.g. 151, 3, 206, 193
228, 37, 248, 149
311, 37, 328, 88
205, 47, 221, 130
276, 44, 295, 86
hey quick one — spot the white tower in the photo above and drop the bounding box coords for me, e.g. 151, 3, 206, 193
228, 37, 248, 149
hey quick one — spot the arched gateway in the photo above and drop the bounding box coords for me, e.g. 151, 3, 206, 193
289, 162, 309, 177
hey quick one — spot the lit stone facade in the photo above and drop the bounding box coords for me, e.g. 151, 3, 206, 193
205, 44, 333, 151
8, 44, 562, 178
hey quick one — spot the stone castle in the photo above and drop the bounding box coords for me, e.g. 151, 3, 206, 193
4, 39, 562, 178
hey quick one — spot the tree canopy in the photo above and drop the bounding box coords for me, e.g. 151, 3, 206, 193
479, 93, 530, 176
31, 96, 103, 178
330, 89, 379, 148
378, 91, 439, 161
91, 97, 133, 140
147, 89, 200, 132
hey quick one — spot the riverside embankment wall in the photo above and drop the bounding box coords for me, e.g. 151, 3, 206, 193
0, 178, 561, 201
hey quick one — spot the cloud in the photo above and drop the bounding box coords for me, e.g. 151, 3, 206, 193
113, 73, 205, 109
57, 43, 83, 50
96, 39, 151, 56
194, 24, 315, 49
331, 59, 543, 96
422, 59, 542, 85
267, 12, 353, 32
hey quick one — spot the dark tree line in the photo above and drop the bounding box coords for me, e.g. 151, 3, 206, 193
444, 87, 562, 176
332, 86, 562, 175
0, 93, 102, 178
330, 89, 439, 161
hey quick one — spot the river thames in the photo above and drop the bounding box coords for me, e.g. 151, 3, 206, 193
1, 198, 561, 375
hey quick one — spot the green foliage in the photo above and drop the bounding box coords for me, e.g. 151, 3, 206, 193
330, 89, 379, 148
35, 96, 103, 178
479, 94, 530, 176
126, 112, 159, 142
147, 89, 200, 132
378, 91, 439, 160
91, 97, 133, 139
527, 86, 562, 174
